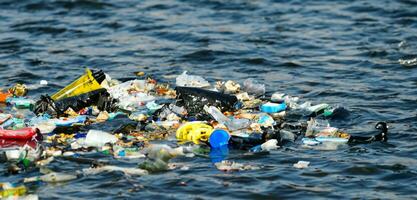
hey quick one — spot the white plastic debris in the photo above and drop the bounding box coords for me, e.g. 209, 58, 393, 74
84, 130, 118, 147
81, 165, 148, 176
271, 92, 286, 102
242, 78, 265, 96
398, 40, 406, 48
235, 92, 251, 101
24, 172, 77, 183
40, 80, 48, 85
26, 80, 48, 90
223, 80, 241, 94
293, 161, 310, 169
399, 58, 417, 66
176, 71, 210, 88
260, 139, 279, 151
215, 160, 260, 171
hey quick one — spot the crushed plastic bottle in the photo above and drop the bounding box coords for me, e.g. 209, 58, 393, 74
204, 105, 251, 131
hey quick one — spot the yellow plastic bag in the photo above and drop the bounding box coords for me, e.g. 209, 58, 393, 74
176, 122, 213, 144
51, 68, 103, 101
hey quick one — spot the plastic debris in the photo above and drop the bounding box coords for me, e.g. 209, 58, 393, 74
215, 160, 260, 171
243, 78, 265, 96
293, 161, 310, 169
209, 129, 230, 148
260, 102, 287, 113
81, 165, 148, 176
40, 80, 48, 86
84, 130, 118, 147
399, 58, 417, 66
0, 68, 390, 196
176, 122, 213, 144
9, 84, 28, 97
0, 128, 39, 140
24, 172, 77, 183
176, 71, 210, 88
1, 182, 27, 198
51, 68, 105, 101
216, 80, 241, 94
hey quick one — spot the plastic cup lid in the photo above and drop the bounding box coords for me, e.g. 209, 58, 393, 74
209, 129, 230, 148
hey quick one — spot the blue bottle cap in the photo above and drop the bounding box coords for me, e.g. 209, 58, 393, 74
118, 150, 126, 157
209, 129, 230, 148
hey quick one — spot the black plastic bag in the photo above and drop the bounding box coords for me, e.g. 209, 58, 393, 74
175, 86, 241, 119
34, 89, 118, 117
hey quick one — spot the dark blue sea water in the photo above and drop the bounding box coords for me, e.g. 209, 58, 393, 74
1, 0, 417, 199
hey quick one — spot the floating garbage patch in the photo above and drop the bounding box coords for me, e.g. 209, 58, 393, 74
0, 68, 389, 198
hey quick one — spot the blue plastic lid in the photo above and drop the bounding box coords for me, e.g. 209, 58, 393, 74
209, 129, 230, 148
260, 102, 287, 113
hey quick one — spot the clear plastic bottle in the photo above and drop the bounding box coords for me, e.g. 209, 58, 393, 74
204, 106, 251, 131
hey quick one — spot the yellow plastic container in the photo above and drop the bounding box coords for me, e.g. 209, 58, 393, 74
51, 68, 103, 101
0, 183, 27, 198
176, 122, 213, 144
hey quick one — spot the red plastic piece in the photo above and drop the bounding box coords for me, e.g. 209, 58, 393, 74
0, 139, 37, 148
0, 128, 37, 140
